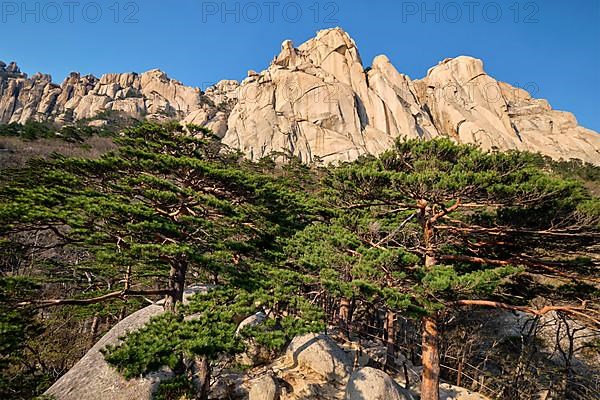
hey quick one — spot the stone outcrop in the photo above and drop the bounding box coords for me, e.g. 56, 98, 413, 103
236, 311, 267, 335
222, 29, 437, 162
45, 285, 211, 400
235, 311, 271, 366
46, 321, 490, 400
44, 304, 169, 400
413, 56, 600, 163
1, 27, 599, 164
183, 79, 240, 138
248, 374, 280, 400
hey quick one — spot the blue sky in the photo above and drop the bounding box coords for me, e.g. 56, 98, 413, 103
1, 0, 599, 130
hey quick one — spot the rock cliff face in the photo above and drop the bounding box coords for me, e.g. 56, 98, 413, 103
1, 27, 599, 163
223, 28, 599, 164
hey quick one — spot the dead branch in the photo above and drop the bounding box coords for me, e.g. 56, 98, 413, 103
449, 300, 599, 327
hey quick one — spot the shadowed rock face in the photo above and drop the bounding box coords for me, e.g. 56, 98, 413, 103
1, 27, 599, 164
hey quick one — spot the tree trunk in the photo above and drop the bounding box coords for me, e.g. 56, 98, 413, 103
456, 352, 464, 387
419, 199, 441, 399
385, 310, 397, 371
421, 315, 440, 400
339, 297, 354, 339
419, 199, 437, 269
192, 356, 211, 400
164, 259, 187, 312
403, 361, 410, 389
118, 306, 127, 321
90, 315, 100, 340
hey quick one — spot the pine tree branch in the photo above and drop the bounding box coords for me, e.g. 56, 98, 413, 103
17, 289, 172, 309
437, 223, 600, 239
344, 202, 421, 210
430, 198, 461, 224
374, 212, 418, 247
438, 254, 599, 282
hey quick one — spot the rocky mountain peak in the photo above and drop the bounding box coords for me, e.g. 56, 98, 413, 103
0, 60, 27, 79
299, 26, 362, 65
425, 55, 487, 84
0, 62, 232, 132
1, 28, 598, 164
224, 29, 599, 164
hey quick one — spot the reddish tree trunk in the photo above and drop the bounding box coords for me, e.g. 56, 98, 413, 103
90, 315, 100, 340
421, 315, 440, 400
385, 310, 397, 371
193, 356, 211, 400
419, 199, 441, 399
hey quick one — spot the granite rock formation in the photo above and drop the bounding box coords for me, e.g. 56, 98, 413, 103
223, 28, 599, 164
0, 61, 238, 135
2, 27, 599, 164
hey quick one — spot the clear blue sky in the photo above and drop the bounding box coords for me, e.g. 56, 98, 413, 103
1, 0, 599, 130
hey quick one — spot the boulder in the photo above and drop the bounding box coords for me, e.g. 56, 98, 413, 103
345, 367, 413, 400
44, 305, 169, 400
44, 284, 212, 400
439, 383, 491, 400
285, 333, 352, 382
248, 374, 279, 400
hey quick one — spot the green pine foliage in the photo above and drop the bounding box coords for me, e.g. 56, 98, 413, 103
153, 375, 195, 400
0, 120, 115, 142
1, 123, 598, 398
285, 137, 599, 316
1, 121, 326, 389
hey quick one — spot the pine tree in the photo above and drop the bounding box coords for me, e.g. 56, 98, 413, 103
289, 138, 599, 399
2, 127, 598, 398
0, 122, 325, 397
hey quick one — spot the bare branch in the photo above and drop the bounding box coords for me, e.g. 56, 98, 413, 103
449, 300, 599, 327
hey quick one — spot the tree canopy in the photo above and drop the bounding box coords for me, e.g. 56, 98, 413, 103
0, 125, 598, 400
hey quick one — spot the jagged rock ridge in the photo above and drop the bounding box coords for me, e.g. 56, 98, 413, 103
0, 60, 238, 136
1, 27, 599, 164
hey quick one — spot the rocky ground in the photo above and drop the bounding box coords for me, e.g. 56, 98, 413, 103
44, 294, 490, 400
238, 332, 490, 400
